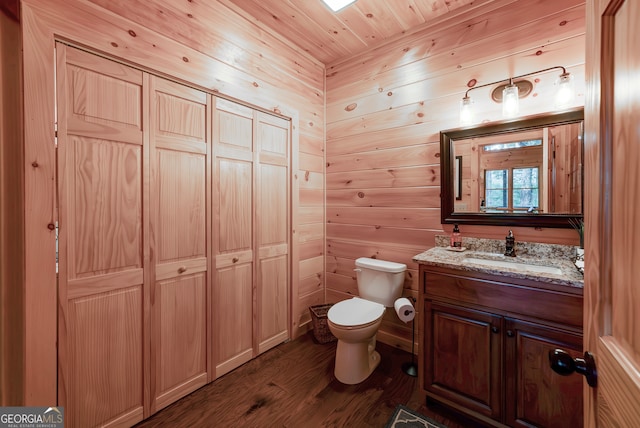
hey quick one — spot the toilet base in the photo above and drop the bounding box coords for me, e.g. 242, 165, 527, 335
333, 336, 381, 384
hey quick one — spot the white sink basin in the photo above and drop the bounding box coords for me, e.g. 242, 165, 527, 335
462, 257, 564, 275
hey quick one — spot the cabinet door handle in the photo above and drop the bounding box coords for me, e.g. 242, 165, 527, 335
491, 326, 499, 334
177, 266, 187, 274
549, 349, 597, 388
506, 330, 515, 337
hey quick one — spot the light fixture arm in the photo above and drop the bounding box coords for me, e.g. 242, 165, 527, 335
463, 66, 568, 98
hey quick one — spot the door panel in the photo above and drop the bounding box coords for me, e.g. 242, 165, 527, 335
65, 49, 142, 146
70, 136, 142, 276
218, 158, 253, 252
214, 263, 254, 376
217, 99, 253, 151
259, 164, 288, 245
57, 43, 145, 428
154, 274, 207, 410
258, 254, 289, 353
256, 112, 290, 353
213, 99, 255, 377
585, 0, 640, 426
149, 75, 210, 412
156, 150, 206, 261
67, 288, 142, 427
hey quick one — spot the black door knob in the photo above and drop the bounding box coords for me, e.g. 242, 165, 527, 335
549, 349, 598, 387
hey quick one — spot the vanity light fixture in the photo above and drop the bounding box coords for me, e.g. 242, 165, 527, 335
321, 0, 357, 12
459, 66, 575, 125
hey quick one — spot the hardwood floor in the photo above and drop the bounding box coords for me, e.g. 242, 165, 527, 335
135, 331, 485, 427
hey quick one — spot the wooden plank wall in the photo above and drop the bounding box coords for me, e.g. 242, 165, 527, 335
0, 5, 24, 406
325, 0, 586, 352
20, 0, 324, 404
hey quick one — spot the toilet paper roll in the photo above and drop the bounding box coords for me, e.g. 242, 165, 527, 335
394, 297, 415, 323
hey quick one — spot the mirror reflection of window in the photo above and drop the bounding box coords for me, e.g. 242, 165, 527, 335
513, 167, 539, 210
485, 169, 508, 210
478, 133, 544, 213
483, 139, 542, 151
484, 167, 540, 212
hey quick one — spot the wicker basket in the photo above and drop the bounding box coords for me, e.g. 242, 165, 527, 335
309, 304, 337, 343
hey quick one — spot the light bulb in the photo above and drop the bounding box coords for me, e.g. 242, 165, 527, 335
460, 96, 474, 126
554, 72, 574, 109
502, 83, 519, 118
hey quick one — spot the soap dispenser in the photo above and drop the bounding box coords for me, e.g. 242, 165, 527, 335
450, 224, 462, 248
505, 230, 516, 256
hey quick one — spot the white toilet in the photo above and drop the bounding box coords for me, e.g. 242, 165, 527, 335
327, 257, 407, 384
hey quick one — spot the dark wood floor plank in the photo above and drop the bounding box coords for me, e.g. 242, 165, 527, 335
135, 332, 483, 428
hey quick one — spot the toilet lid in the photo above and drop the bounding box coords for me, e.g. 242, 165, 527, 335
328, 297, 385, 327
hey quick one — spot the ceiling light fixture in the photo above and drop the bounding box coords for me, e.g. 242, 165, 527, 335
321, 0, 357, 12
459, 66, 575, 126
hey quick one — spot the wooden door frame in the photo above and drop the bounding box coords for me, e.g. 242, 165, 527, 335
0, 6, 25, 405
21, 0, 301, 405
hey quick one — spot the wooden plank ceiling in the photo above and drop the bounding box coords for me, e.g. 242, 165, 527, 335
224, 0, 490, 65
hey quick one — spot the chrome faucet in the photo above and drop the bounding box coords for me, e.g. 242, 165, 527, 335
504, 230, 516, 257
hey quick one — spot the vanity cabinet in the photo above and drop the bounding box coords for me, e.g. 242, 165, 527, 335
420, 265, 583, 428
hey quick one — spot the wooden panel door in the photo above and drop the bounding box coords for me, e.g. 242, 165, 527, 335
56, 44, 145, 428
423, 301, 502, 421
256, 112, 290, 354
505, 318, 583, 428
213, 99, 255, 377
149, 76, 210, 412
585, 0, 640, 426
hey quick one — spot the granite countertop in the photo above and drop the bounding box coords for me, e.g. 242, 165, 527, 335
413, 236, 584, 289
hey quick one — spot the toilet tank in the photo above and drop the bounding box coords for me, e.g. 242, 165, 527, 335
354, 257, 407, 307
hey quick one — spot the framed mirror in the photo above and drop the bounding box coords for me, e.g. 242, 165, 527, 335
440, 108, 584, 228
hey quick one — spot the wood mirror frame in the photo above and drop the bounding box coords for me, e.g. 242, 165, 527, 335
440, 107, 584, 228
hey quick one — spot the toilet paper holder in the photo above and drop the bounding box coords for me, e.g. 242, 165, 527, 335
397, 296, 417, 377
394, 297, 415, 323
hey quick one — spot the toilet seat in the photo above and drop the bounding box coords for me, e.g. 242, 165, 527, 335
328, 297, 384, 328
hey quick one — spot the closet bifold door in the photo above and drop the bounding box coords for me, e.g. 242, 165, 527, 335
255, 112, 290, 354
56, 44, 146, 427
148, 76, 211, 413
212, 99, 255, 378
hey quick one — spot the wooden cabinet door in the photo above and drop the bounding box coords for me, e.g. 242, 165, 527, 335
56, 44, 145, 427
149, 76, 210, 412
255, 112, 290, 354
423, 301, 503, 421
504, 318, 583, 428
212, 99, 255, 377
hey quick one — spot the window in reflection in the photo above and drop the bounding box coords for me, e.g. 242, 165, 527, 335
483, 167, 539, 212
482, 139, 542, 152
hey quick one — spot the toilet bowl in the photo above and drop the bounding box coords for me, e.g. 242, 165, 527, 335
327, 257, 407, 384
327, 297, 385, 384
